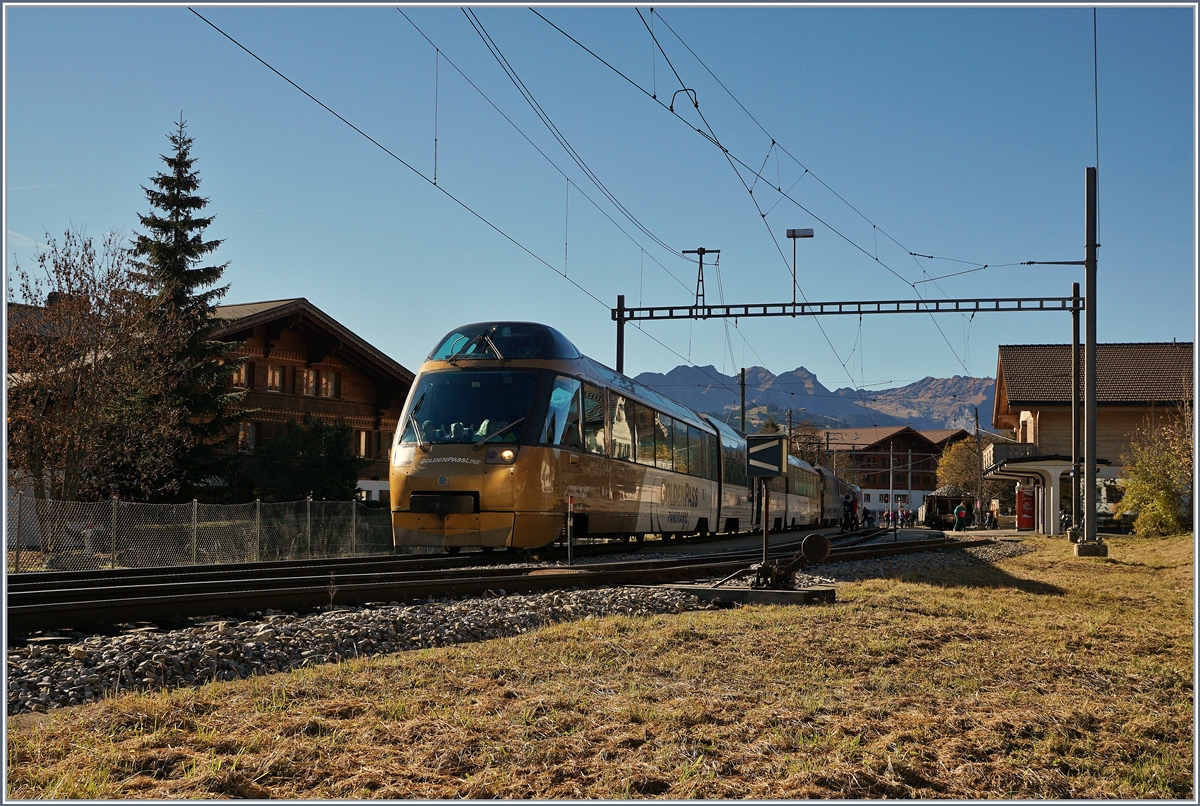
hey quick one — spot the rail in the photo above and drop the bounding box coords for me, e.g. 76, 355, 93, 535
8, 532, 988, 633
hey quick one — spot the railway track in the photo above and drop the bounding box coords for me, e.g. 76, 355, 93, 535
8, 529, 976, 634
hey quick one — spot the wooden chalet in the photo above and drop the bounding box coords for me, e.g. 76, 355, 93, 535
820, 425, 946, 511
212, 298, 415, 500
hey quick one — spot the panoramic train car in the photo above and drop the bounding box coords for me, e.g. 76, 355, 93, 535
703, 416, 753, 534
390, 322, 723, 550
390, 321, 860, 551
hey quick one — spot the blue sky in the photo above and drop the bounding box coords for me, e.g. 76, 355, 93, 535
5, 4, 1195, 392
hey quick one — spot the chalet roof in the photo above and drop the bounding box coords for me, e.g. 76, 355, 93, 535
212, 297, 414, 386
821, 425, 939, 453
213, 299, 304, 322
919, 429, 971, 447
996, 342, 1192, 406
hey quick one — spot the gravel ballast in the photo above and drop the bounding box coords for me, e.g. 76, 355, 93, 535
6, 541, 1036, 716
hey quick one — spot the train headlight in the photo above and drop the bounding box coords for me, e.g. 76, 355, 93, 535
393, 444, 415, 467
485, 446, 518, 464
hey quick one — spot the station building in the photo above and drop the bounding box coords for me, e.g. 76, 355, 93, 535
212, 298, 414, 501
986, 341, 1193, 534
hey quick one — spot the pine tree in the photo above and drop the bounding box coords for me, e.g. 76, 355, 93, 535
128, 116, 243, 500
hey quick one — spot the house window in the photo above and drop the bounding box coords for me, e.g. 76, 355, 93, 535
296, 368, 317, 396
230, 362, 249, 388
357, 430, 369, 458
864, 493, 871, 503
267, 365, 284, 392
237, 422, 256, 452
897, 494, 908, 504
320, 371, 338, 398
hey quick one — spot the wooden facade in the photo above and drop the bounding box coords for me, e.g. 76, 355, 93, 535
822, 426, 951, 510
992, 342, 1193, 465
211, 299, 415, 499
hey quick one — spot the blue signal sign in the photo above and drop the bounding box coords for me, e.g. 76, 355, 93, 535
746, 435, 786, 477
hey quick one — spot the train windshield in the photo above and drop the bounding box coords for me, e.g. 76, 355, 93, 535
399, 370, 540, 445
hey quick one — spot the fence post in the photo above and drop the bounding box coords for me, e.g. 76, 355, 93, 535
14, 492, 23, 574
255, 499, 261, 563
351, 501, 357, 557
307, 495, 313, 558
111, 496, 118, 569
191, 499, 198, 565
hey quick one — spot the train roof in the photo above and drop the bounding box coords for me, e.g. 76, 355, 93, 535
428, 322, 582, 362
788, 455, 817, 473
426, 322, 713, 433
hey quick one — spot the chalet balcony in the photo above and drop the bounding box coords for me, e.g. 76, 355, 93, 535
983, 442, 1037, 468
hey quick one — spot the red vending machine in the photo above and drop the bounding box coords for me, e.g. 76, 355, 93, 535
1016, 487, 1035, 530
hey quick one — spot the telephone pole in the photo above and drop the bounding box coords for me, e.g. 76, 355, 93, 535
740, 367, 746, 433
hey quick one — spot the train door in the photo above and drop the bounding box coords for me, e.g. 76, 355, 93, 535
545, 376, 609, 538
568, 382, 612, 536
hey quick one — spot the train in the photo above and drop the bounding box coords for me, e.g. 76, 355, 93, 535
389, 321, 859, 551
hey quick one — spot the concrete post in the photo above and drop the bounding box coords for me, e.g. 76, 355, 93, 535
14, 492, 23, 574
1047, 472, 1062, 536
111, 497, 118, 569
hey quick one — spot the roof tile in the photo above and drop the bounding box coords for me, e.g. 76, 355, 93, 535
998, 342, 1192, 404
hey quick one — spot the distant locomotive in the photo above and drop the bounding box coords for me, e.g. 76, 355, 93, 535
389, 322, 856, 551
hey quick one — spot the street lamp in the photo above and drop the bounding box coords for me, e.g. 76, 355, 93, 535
786, 228, 814, 307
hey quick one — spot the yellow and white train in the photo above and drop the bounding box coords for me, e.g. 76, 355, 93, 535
390, 322, 857, 551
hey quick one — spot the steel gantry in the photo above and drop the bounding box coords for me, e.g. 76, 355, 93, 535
611, 167, 1104, 554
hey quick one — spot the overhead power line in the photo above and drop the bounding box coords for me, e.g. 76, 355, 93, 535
396, 9, 693, 297
533, 8, 980, 381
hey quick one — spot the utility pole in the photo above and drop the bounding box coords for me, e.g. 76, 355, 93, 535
889, 441, 895, 538
1072, 281, 1081, 531
615, 294, 626, 374
740, 367, 746, 433
1079, 167, 1106, 555
683, 248, 719, 309
787, 410, 793, 454
976, 407, 984, 530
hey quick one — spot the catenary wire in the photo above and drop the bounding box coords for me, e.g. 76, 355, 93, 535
645, 9, 976, 379
634, 8, 886, 429
397, 9, 694, 296
464, 9, 696, 276
532, 8, 972, 380
189, 8, 753, 402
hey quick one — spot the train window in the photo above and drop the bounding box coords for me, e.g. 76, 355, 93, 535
707, 434, 719, 481
399, 370, 540, 445
582, 383, 607, 456
655, 414, 674, 471
635, 404, 655, 465
723, 442, 747, 487
540, 376, 583, 450
672, 419, 690, 475
610, 395, 634, 461
687, 425, 704, 478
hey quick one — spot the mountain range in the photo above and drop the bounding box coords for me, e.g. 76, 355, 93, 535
632, 364, 995, 431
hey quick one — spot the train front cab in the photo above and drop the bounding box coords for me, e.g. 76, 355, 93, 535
390, 322, 720, 550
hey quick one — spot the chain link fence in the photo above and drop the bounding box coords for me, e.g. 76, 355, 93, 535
6, 491, 408, 573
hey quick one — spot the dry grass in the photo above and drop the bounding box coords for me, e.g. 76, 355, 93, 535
7, 534, 1194, 799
